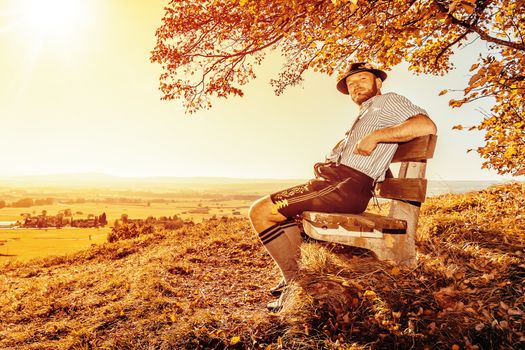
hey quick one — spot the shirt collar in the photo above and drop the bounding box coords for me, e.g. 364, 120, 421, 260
360, 94, 379, 110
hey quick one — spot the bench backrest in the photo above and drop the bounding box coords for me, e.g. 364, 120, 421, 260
374, 134, 437, 205
368, 134, 437, 265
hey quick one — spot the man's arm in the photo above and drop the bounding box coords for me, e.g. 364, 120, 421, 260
353, 114, 437, 156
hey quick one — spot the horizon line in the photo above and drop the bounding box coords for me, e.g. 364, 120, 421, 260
0, 171, 512, 183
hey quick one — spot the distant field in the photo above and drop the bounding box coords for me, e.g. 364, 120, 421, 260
0, 199, 252, 222
0, 227, 109, 263
0, 199, 252, 263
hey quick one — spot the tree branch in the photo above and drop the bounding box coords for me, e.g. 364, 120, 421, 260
432, 0, 525, 51
433, 29, 470, 67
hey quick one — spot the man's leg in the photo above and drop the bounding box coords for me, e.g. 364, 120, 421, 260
249, 178, 335, 311
249, 177, 339, 285
250, 167, 374, 311
249, 195, 302, 283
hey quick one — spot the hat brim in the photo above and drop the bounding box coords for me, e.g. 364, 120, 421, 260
336, 69, 387, 95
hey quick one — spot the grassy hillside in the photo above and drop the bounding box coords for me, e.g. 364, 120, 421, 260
0, 183, 523, 349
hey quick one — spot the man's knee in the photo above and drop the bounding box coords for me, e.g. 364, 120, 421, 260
249, 195, 287, 228
249, 195, 271, 221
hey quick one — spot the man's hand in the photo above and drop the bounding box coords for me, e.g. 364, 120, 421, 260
353, 132, 378, 156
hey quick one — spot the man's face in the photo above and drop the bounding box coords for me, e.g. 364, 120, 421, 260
345, 72, 382, 105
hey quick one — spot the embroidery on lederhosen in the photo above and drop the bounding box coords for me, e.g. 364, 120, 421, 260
271, 183, 310, 214
271, 199, 289, 215
272, 183, 310, 201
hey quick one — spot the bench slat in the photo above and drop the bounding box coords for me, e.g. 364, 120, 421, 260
302, 211, 407, 234
391, 134, 437, 162
375, 178, 427, 202
358, 212, 407, 231
302, 211, 375, 232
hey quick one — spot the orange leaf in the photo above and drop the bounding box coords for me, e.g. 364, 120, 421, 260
469, 72, 482, 85
514, 167, 525, 176
230, 336, 241, 345
391, 266, 401, 276
461, 2, 475, 14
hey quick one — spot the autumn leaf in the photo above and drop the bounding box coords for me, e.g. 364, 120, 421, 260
391, 266, 401, 276
504, 145, 517, 158
363, 290, 377, 299
460, 2, 475, 14
514, 167, 525, 176
230, 335, 241, 345
449, 100, 463, 108
469, 72, 482, 85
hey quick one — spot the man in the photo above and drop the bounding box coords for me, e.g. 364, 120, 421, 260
249, 62, 437, 311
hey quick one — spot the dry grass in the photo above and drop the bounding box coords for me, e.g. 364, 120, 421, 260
277, 182, 524, 349
0, 183, 523, 349
0, 217, 286, 349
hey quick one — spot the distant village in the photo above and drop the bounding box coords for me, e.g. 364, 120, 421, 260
17, 210, 108, 229
0, 210, 108, 230
181, 205, 242, 216
0, 208, 243, 230
0, 196, 246, 230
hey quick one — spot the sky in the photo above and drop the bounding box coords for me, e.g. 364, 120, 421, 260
0, 0, 519, 182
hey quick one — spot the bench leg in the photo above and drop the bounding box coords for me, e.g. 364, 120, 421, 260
372, 233, 416, 267
302, 220, 417, 267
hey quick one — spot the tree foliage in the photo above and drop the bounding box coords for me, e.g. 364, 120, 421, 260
151, 0, 525, 175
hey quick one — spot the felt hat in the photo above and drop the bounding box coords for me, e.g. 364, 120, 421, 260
336, 62, 387, 94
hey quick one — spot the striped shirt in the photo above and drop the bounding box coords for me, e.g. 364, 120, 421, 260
325, 92, 428, 183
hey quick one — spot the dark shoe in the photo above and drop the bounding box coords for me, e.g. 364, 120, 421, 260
269, 278, 287, 297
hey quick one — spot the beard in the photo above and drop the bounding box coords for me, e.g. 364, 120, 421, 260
350, 81, 379, 105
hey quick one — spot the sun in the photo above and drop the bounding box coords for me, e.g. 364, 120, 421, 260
14, 0, 89, 41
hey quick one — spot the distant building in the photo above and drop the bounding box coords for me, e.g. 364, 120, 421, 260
0, 221, 19, 229
188, 207, 210, 214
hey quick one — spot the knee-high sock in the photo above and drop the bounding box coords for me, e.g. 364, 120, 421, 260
279, 218, 303, 260
258, 219, 302, 282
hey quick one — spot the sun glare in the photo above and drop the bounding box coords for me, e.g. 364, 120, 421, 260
15, 0, 89, 41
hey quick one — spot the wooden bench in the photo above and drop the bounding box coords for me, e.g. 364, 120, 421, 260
300, 134, 438, 267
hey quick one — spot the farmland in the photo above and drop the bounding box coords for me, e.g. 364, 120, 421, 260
0, 228, 109, 262
0, 199, 252, 223
0, 199, 252, 262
